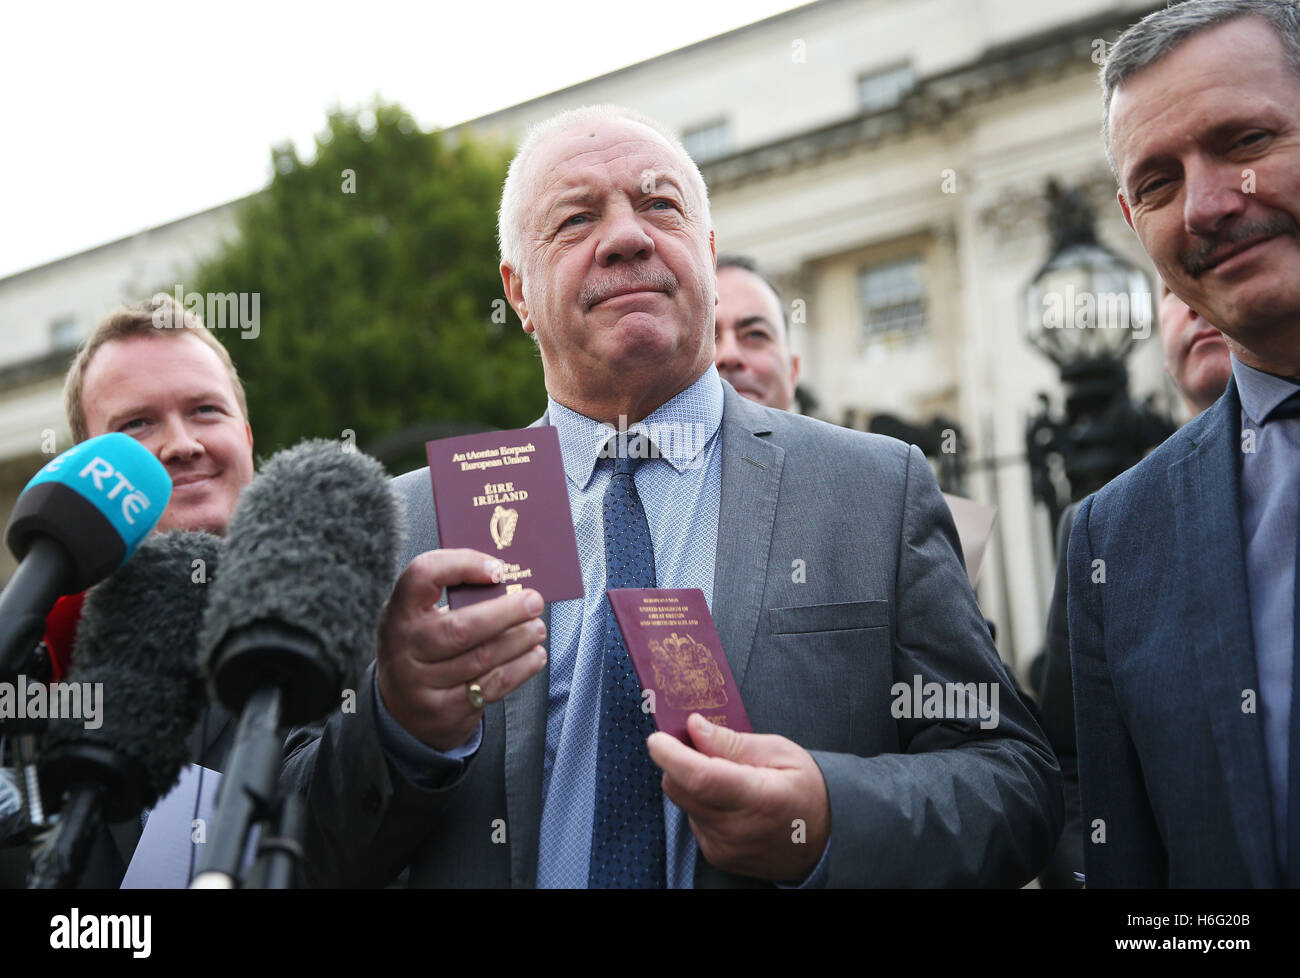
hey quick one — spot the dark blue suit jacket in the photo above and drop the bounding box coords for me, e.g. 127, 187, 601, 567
1068, 378, 1280, 887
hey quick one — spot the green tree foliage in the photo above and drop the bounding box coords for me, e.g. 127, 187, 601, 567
192, 103, 542, 474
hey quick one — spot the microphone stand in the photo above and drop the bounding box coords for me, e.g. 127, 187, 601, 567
3, 637, 58, 839
193, 605, 342, 889
0, 538, 72, 846
190, 686, 281, 888
28, 783, 104, 888
245, 792, 305, 889
27, 743, 148, 888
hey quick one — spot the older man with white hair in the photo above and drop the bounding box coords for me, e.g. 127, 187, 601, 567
283, 104, 1061, 888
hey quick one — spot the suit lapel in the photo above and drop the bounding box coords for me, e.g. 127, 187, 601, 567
503, 606, 548, 888
1169, 379, 1278, 886
712, 387, 784, 688
504, 410, 553, 887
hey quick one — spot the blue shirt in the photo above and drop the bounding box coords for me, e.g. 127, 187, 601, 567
375, 366, 724, 886
1233, 355, 1300, 866
535, 366, 724, 888
375, 366, 829, 886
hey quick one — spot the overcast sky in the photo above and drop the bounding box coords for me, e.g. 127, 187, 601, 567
0, 0, 807, 280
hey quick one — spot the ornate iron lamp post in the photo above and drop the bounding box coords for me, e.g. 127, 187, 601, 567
1024, 180, 1175, 544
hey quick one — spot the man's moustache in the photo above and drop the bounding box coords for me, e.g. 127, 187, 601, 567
581, 269, 678, 309
1182, 215, 1299, 277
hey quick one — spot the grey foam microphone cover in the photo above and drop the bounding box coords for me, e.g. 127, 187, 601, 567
197, 439, 402, 722
42, 531, 220, 816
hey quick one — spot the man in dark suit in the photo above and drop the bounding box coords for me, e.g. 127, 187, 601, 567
0, 296, 252, 887
283, 104, 1061, 888
1070, 0, 1300, 887
1038, 285, 1230, 888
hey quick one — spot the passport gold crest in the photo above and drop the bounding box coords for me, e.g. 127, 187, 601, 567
489, 504, 518, 549
649, 632, 729, 710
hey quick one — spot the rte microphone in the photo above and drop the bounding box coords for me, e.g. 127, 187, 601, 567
193, 439, 400, 887
1, 433, 171, 681
29, 531, 220, 889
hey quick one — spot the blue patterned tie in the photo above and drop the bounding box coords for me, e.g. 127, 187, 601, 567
588, 434, 665, 888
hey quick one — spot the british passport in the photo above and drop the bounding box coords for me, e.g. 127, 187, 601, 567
606, 588, 752, 744
426, 426, 583, 609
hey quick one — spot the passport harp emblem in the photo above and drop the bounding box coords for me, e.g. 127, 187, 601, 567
648, 632, 728, 710
489, 505, 519, 550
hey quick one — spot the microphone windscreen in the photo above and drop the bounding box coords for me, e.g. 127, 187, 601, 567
42, 531, 220, 816
198, 440, 401, 720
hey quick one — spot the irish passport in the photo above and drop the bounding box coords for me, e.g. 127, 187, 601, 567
606, 588, 752, 743
426, 426, 583, 609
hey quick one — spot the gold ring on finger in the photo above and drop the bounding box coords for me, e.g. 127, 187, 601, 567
467, 681, 486, 710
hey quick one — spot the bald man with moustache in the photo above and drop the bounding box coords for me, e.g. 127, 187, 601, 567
284, 104, 1060, 889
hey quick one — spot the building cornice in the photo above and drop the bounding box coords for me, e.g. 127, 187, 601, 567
0, 193, 256, 289
0, 349, 72, 393
701, 4, 1162, 191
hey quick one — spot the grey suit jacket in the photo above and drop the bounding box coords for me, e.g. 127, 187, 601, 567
283, 384, 1061, 887
1068, 378, 1279, 887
